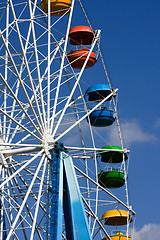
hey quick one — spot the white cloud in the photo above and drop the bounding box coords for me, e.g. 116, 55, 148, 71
153, 117, 160, 128
134, 224, 160, 240
56, 116, 157, 148
108, 119, 156, 146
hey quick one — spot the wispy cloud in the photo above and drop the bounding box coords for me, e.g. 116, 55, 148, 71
108, 119, 156, 146
134, 223, 160, 240
57, 116, 157, 148
153, 117, 160, 129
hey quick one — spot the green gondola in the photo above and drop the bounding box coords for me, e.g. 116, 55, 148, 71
98, 170, 125, 188
100, 145, 128, 163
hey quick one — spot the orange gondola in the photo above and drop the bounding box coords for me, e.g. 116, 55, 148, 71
41, 0, 71, 16
69, 26, 94, 45
67, 48, 97, 69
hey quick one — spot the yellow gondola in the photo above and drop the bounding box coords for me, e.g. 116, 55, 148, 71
102, 209, 132, 226
103, 232, 131, 240
41, 0, 71, 16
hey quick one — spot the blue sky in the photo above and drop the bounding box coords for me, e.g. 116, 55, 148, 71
1, 0, 159, 238
79, 0, 160, 238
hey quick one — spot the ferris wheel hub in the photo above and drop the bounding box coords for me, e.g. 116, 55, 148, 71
42, 133, 55, 155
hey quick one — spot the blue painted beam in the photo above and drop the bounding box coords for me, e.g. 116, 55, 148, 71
49, 144, 92, 240
49, 143, 63, 240
63, 168, 77, 240
62, 152, 92, 240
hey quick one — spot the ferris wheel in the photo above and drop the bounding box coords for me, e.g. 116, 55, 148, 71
0, 0, 135, 239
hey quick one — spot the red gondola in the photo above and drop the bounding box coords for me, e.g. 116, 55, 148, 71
69, 26, 94, 45
67, 48, 97, 69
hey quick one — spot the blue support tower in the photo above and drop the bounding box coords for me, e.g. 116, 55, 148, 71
49, 143, 64, 240
49, 143, 92, 240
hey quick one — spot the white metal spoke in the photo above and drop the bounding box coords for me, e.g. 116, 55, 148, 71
3, 171, 29, 239
54, 89, 118, 142
0, 74, 42, 137
6, 154, 45, 240
51, 0, 75, 130
75, 165, 135, 215
0, 149, 44, 190
28, 0, 47, 130
5, 0, 39, 143
10, 158, 47, 214
52, 30, 101, 137
9, 0, 45, 133
30, 156, 47, 240
8, 160, 44, 239
0, 30, 43, 136
0, 107, 41, 142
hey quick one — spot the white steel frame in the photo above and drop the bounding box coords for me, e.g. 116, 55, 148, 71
0, 0, 135, 239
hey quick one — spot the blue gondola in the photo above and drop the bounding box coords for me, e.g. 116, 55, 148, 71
86, 84, 112, 101
87, 108, 115, 127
